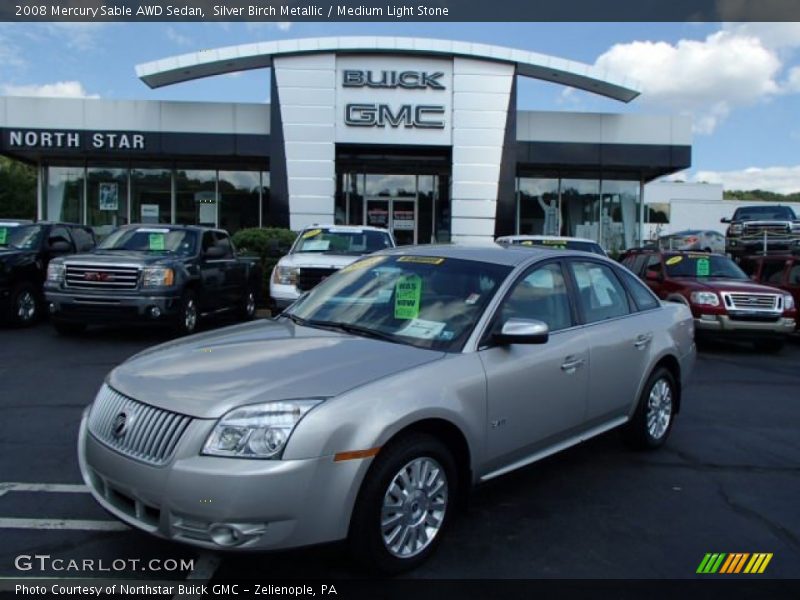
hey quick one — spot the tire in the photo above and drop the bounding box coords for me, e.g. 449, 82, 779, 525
8, 282, 40, 327
754, 339, 784, 353
348, 433, 457, 574
239, 286, 257, 321
174, 290, 199, 336
623, 367, 677, 450
52, 320, 86, 336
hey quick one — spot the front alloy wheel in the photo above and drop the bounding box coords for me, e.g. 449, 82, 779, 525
623, 367, 676, 450
10, 283, 38, 326
646, 378, 673, 442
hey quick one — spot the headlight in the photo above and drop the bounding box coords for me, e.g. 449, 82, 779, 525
272, 265, 299, 286
46, 262, 65, 283
784, 294, 795, 311
202, 399, 323, 459
690, 291, 720, 307
729, 224, 742, 235
142, 266, 174, 287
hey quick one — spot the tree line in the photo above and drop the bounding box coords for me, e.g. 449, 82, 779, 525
723, 189, 800, 202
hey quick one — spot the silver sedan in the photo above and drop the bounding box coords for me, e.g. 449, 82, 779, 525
78, 245, 696, 572
659, 229, 726, 253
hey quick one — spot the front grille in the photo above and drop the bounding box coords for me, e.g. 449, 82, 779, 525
722, 292, 780, 312
88, 384, 192, 465
66, 264, 140, 290
296, 267, 338, 292
742, 224, 791, 237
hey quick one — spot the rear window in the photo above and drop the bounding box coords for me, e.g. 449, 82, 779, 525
510, 238, 606, 256
293, 227, 393, 255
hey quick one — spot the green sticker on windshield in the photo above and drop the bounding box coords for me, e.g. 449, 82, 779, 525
148, 233, 165, 251
395, 275, 422, 320
696, 257, 710, 277
0, 228, 7, 245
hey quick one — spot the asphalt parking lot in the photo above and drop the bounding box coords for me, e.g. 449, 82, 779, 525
1, 320, 798, 585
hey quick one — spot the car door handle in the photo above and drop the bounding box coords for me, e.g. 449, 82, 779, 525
560, 356, 585, 374
634, 333, 653, 349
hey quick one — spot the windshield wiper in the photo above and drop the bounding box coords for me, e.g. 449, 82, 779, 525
285, 315, 402, 344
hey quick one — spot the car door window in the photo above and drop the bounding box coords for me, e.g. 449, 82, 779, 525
213, 232, 234, 258
789, 264, 800, 285
70, 226, 95, 252
201, 231, 216, 256
618, 269, 660, 311
644, 255, 662, 279
569, 261, 631, 323
48, 226, 74, 250
499, 262, 573, 332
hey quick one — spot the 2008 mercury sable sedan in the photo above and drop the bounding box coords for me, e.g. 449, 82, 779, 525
78, 245, 696, 572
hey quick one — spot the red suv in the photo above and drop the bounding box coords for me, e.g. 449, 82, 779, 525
739, 255, 800, 331
621, 249, 796, 351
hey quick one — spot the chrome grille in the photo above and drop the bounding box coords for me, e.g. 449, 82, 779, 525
65, 264, 140, 290
722, 292, 780, 312
88, 384, 192, 465
742, 223, 790, 236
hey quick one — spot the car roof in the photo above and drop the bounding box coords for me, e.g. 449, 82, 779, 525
496, 234, 599, 244
300, 224, 391, 233
380, 243, 598, 267
122, 223, 221, 233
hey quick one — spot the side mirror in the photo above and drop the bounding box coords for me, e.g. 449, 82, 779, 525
645, 271, 662, 282
48, 238, 72, 253
720, 217, 731, 224
204, 245, 226, 259
492, 318, 549, 345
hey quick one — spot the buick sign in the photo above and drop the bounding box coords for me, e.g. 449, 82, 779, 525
343, 70, 446, 90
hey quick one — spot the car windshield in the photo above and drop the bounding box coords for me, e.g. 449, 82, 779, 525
734, 206, 796, 220
510, 238, 605, 256
285, 254, 513, 352
665, 254, 748, 280
97, 227, 197, 255
293, 228, 393, 255
0, 224, 43, 250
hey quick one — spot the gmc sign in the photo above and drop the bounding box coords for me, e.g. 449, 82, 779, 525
344, 104, 445, 129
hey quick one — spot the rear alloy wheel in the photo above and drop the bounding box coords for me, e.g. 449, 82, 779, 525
9, 283, 39, 327
240, 288, 257, 321
349, 434, 456, 573
175, 291, 199, 336
623, 367, 676, 450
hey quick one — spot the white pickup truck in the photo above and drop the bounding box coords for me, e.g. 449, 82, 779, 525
269, 224, 396, 311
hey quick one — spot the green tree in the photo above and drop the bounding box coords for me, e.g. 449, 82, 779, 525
0, 157, 37, 219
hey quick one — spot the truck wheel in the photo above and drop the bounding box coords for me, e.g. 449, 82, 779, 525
52, 320, 86, 336
9, 282, 39, 327
239, 287, 257, 321
754, 339, 784, 353
348, 433, 456, 574
623, 367, 676, 450
175, 290, 199, 336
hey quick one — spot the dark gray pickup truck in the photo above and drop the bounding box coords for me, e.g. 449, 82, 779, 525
44, 224, 262, 335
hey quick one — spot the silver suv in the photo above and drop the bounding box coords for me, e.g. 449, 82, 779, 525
78, 245, 695, 572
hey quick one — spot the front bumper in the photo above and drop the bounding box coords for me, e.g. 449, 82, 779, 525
78, 407, 367, 551
727, 238, 800, 255
269, 282, 300, 312
45, 289, 181, 325
694, 313, 795, 338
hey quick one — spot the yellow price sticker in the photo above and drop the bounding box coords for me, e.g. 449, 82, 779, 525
666, 256, 683, 266
340, 255, 387, 273
397, 256, 445, 265
302, 228, 322, 239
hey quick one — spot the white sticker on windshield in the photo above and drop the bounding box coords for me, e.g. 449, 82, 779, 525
136, 228, 170, 234
302, 239, 331, 251
397, 319, 446, 340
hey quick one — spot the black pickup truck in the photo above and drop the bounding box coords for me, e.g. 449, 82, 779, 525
1, 220, 96, 326
44, 224, 262, 335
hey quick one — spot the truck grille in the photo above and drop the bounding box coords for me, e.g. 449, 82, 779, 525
296, 267, 338, 292
742, 223, 791, 237
88, 384, 192, 466
66, 264, 140, 290
721, 292, 781, 312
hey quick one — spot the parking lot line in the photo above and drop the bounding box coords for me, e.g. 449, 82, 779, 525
0, 518, 128, 531
0, 482, 89, 498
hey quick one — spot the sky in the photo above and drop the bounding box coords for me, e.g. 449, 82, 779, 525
1, 21, 799, 193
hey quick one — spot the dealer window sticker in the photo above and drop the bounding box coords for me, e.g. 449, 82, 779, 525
301, 239, 330, 252
397, 256, 445, 265
394, 274, 422, 319
148, 233, 166, 251
0, 228, 7, 245
696, 257, 710, 277
397, 318, 446, 340
666, 256, 683, 266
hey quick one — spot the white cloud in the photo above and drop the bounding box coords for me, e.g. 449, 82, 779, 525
786, 66, 800, 93
1, 81, 100, 99
41, 23, 107, 51
166, 26, 193, 47
721, 23, 800, 50
692, 165, 800, 194
276, 22, 292, 31
594, 30, 784, 134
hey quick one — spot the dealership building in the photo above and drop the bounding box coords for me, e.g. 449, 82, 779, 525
0, 36, 691, 252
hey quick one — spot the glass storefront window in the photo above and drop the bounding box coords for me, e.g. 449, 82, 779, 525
365, 174, 416, 198
86, 166, 128, 238
131, 168, 171, 224
45, 166, 84, 224
560, 178, 600, 242
517, 178, 559, 235
600, 179, 641, 255
176, 169, 216, 226
343, 173, 364, 226
219, 170, 260, 232
260, 171, 271, 228
418, 175, 436, 244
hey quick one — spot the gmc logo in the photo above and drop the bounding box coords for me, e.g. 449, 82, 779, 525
345, 104, 445, 129
84, 272, 114, 282
343, 70, 445, 90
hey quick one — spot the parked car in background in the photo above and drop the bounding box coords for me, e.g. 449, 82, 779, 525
495, 235, 607, 256
621, 248, 796, 351
0, 221, 96, 326
270, 224, 395, 311
44, 224, 262, 335
739, 255, 800, 331
78, 244, 694, 573
658, 229, 725, 254
722, 205, 800, 259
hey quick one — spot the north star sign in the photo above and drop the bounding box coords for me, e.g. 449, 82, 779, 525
7, 130, 145, 150
342, 69, 446, 129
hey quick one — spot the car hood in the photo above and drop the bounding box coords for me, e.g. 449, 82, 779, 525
278, 253, 366, 270
108, 319, 445, 419
60, 250, 180, 267
0, 248, 33, 262
673, 277, 783, 294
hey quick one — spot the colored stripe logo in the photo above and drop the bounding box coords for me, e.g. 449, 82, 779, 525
697, 553, 773, 574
